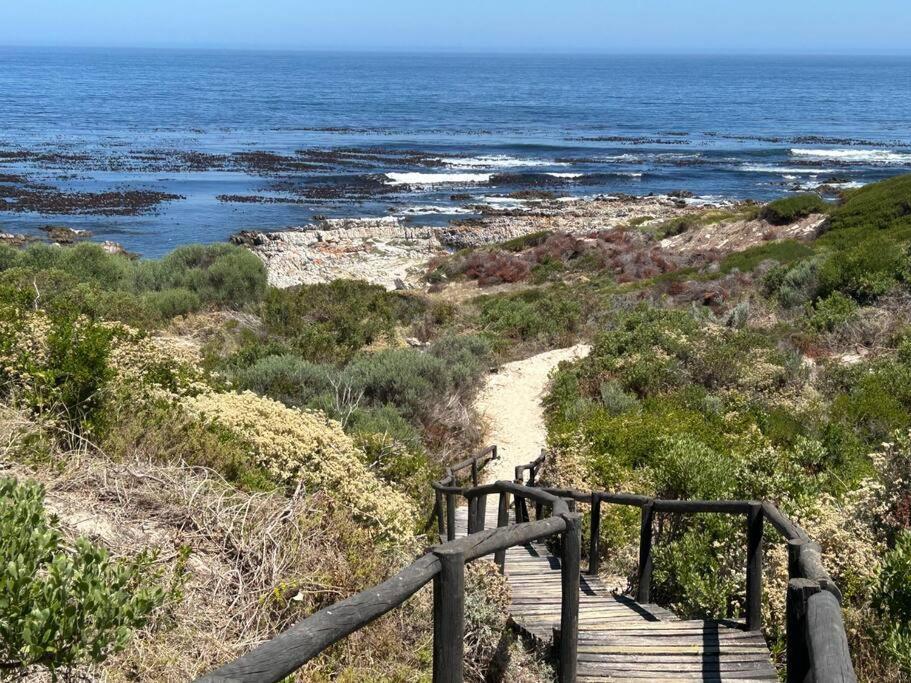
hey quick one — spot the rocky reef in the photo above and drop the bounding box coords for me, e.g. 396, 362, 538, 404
233, 195, 708, 289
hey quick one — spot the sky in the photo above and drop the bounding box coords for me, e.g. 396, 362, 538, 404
0, 0, 909, 54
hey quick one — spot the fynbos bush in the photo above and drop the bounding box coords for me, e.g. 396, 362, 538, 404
0, 478, 165, 674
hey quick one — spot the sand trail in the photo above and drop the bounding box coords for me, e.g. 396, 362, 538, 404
475, 343, 590, 483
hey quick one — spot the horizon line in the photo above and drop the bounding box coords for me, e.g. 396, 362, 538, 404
2, 43, 910, 58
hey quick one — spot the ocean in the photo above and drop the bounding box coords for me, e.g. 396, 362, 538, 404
1, 48, 910, 256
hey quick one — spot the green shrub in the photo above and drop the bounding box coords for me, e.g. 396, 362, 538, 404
500, 230, 552, 252
816, 237, 906, 303
228, 354, 334, 408
648, 435, 735, 500
135, 244, 266, 307
875, 531, 911, 674
809, 292, 858, 332
0, 243, 266, 324
476, 286, 584, 349
764, 259, 820, 308
718, 240, 814, 274
828, 358, 911, 453
651, 519, 745, 620
824, 173, 911, 237
263, 280, 422, 363
142, 288, 202, 319
345, 336, 487, 422
0, 477, 166, 674
598, 380, 639, 415
760, 193, 828, 226
0, 309, 116, 436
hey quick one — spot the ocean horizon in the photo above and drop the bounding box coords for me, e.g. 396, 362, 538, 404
1, 47, 910, 256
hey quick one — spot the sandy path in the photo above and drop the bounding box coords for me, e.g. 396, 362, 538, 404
476, 343, 591, 483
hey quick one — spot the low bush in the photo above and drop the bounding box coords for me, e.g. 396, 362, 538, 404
718, 239, 813, 274
346, 335, 489, 423
824, 173, 911, 237
0, 477, 166, 674
476, 286, 584, 349
0, 242, 267, 326
263, 279, 423, 363
875, 531, 911, 675
759, 193, 828, 225
816, 237, 907, 303
809, 291, 858, 332
0, 308, 116, 436
500, 230, 552, 252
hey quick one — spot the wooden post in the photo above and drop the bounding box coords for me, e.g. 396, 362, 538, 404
806, 590, 857, 683
494, 492, 510, 573
475, 494, 487, 533
467, 496, 477, 535
518, 491, 531, 524
559, 513, 581, 683
787, 538, 805, 580
588, 493, 601, 576
636, 501, 654, 603
471, 459, 478, 487
433, 548, 465, 683
434, 489, 445, 539
746, 503, 763, 631
786, 578, 820, 683
446, 493, 456, 542
535, 501, 543, 521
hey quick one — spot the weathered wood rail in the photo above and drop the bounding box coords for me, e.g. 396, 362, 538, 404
199, 445, 857, 683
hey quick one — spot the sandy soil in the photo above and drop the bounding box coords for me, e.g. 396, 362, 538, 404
475, 343, 591, 483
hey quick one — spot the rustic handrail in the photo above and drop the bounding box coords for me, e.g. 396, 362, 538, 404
515, 451, 857, 683
200, 474, 582, 683
201, 445, 855, 683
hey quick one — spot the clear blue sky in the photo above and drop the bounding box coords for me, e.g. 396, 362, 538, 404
1, 0, 909, 53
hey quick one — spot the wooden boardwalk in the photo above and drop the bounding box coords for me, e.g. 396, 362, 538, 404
452, 505, 777, 682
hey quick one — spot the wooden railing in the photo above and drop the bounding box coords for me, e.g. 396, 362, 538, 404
199, 445, 856, 683
433, 445, 498, 541
198, 447, 586, 682
512, 453, 857, 683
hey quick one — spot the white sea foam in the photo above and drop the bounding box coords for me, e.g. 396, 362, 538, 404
547, 172, 585, 179
437, 155, 562, 169
790, 148, 911, 164
740, 165, 835, 175
682, 195, 733, 208
796, 180, 867, 191
478, 196, 529, 210
384, 172, 492, 185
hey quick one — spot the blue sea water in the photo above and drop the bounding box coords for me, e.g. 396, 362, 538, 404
1, 48, 910, 256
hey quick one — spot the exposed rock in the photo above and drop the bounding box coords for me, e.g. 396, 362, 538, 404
40, 225, 92, 244
100, 241, 131, 256
235, 195, 722, 290
0, 232, 37, 248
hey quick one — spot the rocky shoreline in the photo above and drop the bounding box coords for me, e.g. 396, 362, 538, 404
231, 194, 729, 289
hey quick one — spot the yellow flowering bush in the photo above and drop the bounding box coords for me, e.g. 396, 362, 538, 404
107, 328, 210, 400
181, 390, 417, 543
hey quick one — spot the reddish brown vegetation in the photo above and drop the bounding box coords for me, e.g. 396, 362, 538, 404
434, 229, 697, 286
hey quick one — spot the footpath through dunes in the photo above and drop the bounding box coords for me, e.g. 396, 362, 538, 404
475, 343, 591, 484
458, 344, 778, 682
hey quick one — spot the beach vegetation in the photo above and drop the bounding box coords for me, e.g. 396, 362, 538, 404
0, 477, 167, 674
759, 193, 828, 225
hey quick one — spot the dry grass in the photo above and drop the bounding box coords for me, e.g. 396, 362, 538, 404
0, 407, 538, 682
